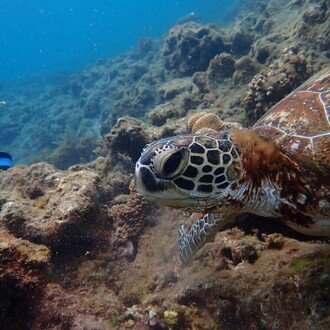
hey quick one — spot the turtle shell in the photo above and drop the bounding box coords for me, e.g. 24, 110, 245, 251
252, 68, 330, 179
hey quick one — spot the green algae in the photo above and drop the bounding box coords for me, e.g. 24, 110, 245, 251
107, 316, 119, 328
290, 258, 313, 273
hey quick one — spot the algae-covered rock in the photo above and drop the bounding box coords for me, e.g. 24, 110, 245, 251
105, 116, 156, 163
231, 30, 254, 55
164, 310, 179, 328
163, 22, 228, 78
158, 78, 198, 101
233, 55, 259, 85
0, 230, 50, 328
207, 53, 235, 87
0, 163, 100, 250
148, 102, 180, 126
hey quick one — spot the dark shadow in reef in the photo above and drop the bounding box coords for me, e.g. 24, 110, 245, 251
234, 213, 329, 242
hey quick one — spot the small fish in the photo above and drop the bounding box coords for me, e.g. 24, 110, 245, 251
0, 100, 6, 106
0, 152, 13, 170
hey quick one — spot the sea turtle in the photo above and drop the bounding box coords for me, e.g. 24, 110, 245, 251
134, 68, 330, 264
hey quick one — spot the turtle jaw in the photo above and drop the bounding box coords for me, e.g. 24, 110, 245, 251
142, 194, 198, 209
134, 164, 191, 205
135, 166, 218, 211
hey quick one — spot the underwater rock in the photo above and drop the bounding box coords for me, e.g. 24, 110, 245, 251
157, 117, 188, 138
192, 71, 209, 93
302, 2, 327, 25
148, 102, 185, 126
163, 22, 227, 78
233, 55, 260, 85
231, 30, 254, 55
265, 233, 285, 249
108, 183, 153, 260
243, 47, 310, 125
0, 163, 100, 250
82, 94, 102, 118
106, 171, 132, 201
115, 206, 330, 329
0, 229, 50, 328
164, 310, 180, 328
30, 283, 114, 329
105, 116, 156, 163
254, 45, 272, 64
0, 1, 329, 328
158, 78, 198, 101
128, 63, 148, 81
207, 53, 235, 86
46, 133, 98, 170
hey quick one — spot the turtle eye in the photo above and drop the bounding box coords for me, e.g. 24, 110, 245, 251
155, 148, 189, 179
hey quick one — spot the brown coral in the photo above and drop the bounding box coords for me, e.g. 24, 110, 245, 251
187, 112, 207, 132
189, 113, 225, 134
188, 112, 242, 134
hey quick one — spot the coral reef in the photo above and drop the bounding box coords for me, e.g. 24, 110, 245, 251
1, 0, 329, 166
0, 39, 164, 167
148, 102, 184, 126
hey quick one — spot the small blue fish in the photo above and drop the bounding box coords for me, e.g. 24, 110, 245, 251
0, 152, 13, 170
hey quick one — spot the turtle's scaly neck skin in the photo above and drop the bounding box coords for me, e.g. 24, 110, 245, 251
230, 129, 327, 234
230, 129, 298, 185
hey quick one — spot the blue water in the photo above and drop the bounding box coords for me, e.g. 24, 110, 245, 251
0, 0, 239, 82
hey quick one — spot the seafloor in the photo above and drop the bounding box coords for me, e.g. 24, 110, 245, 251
0, 0, 329, 329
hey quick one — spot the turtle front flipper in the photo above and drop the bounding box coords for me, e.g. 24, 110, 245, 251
179, 213, 232, 265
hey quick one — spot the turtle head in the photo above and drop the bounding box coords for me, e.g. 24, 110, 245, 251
134, 132, 244, 211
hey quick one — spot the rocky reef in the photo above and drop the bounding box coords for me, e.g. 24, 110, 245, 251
1, 0, 329, 328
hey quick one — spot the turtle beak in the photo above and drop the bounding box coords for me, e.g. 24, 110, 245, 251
134, 163, 163, 196
134, 164, 146, 196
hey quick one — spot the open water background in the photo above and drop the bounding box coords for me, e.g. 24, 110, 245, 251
0, 0, 241, 82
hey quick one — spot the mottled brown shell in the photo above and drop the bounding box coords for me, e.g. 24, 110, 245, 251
253, 68, 330, 179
